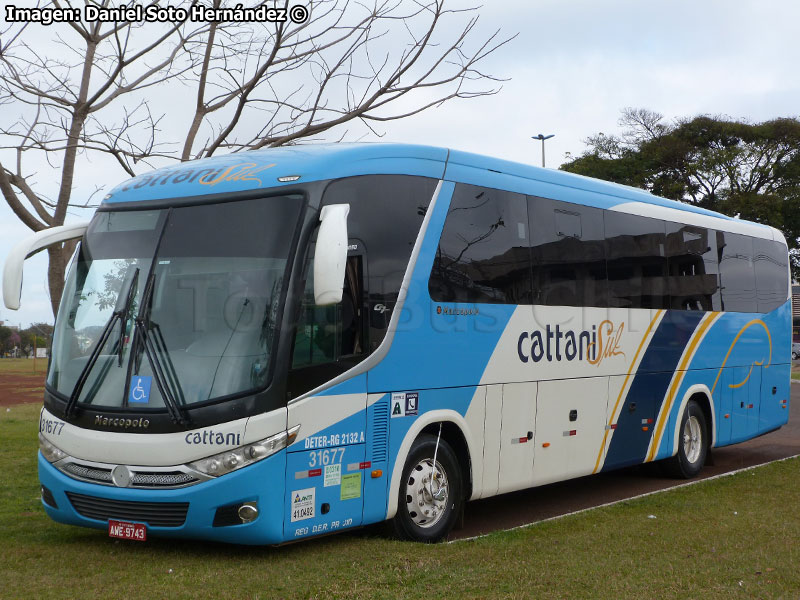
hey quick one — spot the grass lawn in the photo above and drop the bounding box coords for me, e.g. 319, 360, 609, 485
0, 357, 49, 375
1, 402, 799, 599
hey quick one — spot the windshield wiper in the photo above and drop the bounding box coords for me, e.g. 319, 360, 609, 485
64, 267, 139, 418
127, 273, 189, 426
117, 269, 139, 366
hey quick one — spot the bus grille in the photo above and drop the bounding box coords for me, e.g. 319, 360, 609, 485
59, 461, 201, 489
66, 492, 189, 527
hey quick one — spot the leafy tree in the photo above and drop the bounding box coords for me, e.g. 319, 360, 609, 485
21, 322, 54, 354
1, 0, 512, 317
0, 325, 11, 355
7, 331, 21, 356
561, 109, 800, 275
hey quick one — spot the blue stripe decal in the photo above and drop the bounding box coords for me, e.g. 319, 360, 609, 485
602, 310, 705, 470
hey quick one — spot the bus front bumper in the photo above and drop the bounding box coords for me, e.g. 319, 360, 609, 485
38, 450, 287, 545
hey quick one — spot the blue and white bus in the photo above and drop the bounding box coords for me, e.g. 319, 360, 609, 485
4, 143, 791, 544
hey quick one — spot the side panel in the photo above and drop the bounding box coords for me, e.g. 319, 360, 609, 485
533, 377, 608, 486
286, 376, 367, 541
497, 382, 535, 494
480, 384, 502, 498
760, 362, 791, 432
284, 444, 366, 540
730, 365, 760, 442
714, 368, 733, 445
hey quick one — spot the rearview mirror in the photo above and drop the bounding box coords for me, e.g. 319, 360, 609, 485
3, 221, 90, 310
313, 204, 350, 305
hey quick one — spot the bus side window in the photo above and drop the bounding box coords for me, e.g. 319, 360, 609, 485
605, 212, 669, 310
665, 223, 721, 311
718, 232, 757, 312
528, 196, 607, 307
753, 238, 789, 313
429, 184, 531, 304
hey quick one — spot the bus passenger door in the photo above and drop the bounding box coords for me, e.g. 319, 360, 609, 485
497, 382, 536, 494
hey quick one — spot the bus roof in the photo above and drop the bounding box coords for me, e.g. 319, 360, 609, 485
102, 142, 779, 240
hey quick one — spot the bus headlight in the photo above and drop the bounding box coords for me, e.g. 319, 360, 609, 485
39, 434, 67, 463
188, 425, 300, 477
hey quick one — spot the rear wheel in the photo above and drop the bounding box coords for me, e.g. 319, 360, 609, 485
392, 434, 462, 542
663, 399, 708, 478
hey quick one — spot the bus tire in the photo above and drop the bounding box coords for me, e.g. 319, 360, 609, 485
663, 399, 708, 479
392, 433, 463, 543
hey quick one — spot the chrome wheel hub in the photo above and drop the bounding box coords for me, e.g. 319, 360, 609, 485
404, 458, 449, 528
683, 415, 702, 464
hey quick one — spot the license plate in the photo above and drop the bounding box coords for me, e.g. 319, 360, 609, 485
108, 519, 147, 541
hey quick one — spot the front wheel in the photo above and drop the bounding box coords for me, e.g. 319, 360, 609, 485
392, 433, 463, 542
663, 399, 708, 479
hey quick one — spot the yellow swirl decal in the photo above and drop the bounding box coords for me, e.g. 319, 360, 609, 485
199, 162, 276, 187
592, 310, 664, 474
710, 319, 772, 396
586, 320, 627, 366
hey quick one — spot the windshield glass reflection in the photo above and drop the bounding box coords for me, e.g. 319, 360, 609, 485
48, 195, 303, 409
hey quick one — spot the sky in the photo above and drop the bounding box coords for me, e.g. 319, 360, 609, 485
1, 0, 799, 327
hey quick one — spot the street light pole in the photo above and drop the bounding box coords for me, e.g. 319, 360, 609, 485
532, 133, 555, 168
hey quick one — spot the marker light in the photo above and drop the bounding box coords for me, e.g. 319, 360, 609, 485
188, 425, 300, 477
39, 434, 67, 463
277, 175, 301, 182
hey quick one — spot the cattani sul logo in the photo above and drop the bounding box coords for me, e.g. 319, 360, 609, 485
517, 320, 626, 366
117, 162, 277, 192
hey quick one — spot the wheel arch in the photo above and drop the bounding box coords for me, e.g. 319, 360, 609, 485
385, 409, 476, 521
670, 384, 716, 455
420, 421, 472, 501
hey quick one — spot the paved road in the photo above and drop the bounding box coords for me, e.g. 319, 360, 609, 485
451, 385, 800, 541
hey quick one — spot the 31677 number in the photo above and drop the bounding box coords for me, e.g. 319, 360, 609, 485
308, 447, 345, 468
40, 417, 64, 436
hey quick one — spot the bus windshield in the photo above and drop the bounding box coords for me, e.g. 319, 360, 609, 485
47, 194, 303, 411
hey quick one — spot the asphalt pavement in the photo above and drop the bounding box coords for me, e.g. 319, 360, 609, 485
450, 384, 800, 541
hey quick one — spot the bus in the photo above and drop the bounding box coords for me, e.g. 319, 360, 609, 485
3, 143, 791, 544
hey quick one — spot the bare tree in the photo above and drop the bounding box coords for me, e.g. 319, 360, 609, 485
0, 0, 513, 316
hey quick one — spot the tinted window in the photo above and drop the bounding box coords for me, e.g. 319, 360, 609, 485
529, 196, 607, 307
322, 175, 437, 350
429, 184, 531, 304
288, 176, 436, 399
754, 238, 789, 313
292, 255, 365, 368
605, 212, 668, 309
718, 232, 756, 312
665, 223, 720, 311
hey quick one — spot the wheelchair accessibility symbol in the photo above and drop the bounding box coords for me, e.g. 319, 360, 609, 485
128, 376, 152, 404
